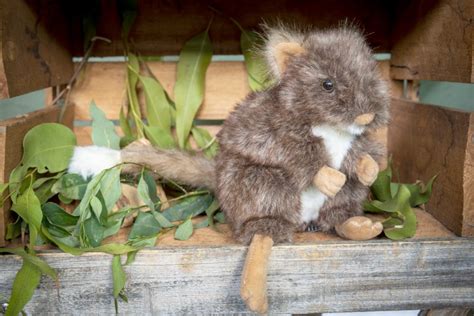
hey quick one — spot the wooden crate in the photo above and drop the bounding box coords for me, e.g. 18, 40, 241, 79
0, 0, 473, 314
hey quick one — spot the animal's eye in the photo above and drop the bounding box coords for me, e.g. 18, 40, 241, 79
322, 79, 334, 92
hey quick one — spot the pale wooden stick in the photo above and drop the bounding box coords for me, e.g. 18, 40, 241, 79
240, 234, 274, 314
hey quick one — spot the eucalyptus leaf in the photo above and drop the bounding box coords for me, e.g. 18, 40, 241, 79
191, 127, 218, 158
52, 173, 89, 200
137, 173, 154, 211
174, 217, 193, 240
214, 212, 226, 224
21, 123, 76, 174
0, 247, 57, 280
112, 255, 127, 298
144, 125, 176, 149
194, 217, 209, 229
119, 107, 133, 138
5, 259, 41, 316
34, 178, 57, 204
162, 194, 213, 222
128, 211, 161, 240
205, 199, 220, 227
383, 186, 417, 240
90, 102, 121, 150
11, 185, 42, 249
174, 30, 213, 148
5, 217, 21, 240
32, 172, 63, 189
241, 30, 269, 91
138, 75, 172, 132
83, 214, 106, 247
42, 202, 78, 227
42, 227, 138, 255
90, 196, 103, 220
99, 167, 122, 212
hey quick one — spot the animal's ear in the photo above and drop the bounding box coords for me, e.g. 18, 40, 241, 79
274, 42, 306, 74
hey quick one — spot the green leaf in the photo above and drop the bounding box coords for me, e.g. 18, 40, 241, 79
191, 127, 218, 158
5, 259, 41, 316
152, 211, 174, 228
162, 194, 213, 222
90, 196, 103, 220
174, 30, 213, 148
21, 123, 76, 173
83, 213, 106, 247
90, 101, 121, 150
137, 172, 155, 211
408, 175, 437, 207
42, 227, 138, 255
32, 172, 63, 189
112, 255, 127, 298
99, 167, 122, 212
383, 186, 417, 240
194, 217, 209, 229
138, 75, 172, 132
128, 212, 161, 240
52, 173, 88, 200
119, 106, 133, 138
125, 251, 138, 265
42, 202, 78, 227
34, 178, 57, 204
6, 217, 22, 240
143, 125, 176, 149
205, 199, 220, 227
214, 212, 226, 224
241, 30, 269, 91
174, 217, 193, 240
371, 171, 392, 202
0, 247, 57, 280
12, 185, 42, 249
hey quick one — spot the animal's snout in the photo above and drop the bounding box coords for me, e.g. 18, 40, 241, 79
354, 113, 375, 126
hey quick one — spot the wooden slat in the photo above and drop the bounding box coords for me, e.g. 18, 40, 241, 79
0, 0, 73, 98
390, 0, 474, 83
388, 99, 474, 236
0, 236, 472, 314
103, 209, 455, 247
67, 0, 394, 56
71, 61, 391, 121
0, 105, 74, 246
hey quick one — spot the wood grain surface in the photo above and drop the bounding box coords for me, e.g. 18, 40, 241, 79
0, 236, 472, 314
390, 0, 474, 83
388, 99, 474, 236
0, 0, 73, 98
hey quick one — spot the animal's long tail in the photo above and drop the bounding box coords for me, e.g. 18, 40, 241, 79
68, 141, 216, 190
121, 142, 216, 190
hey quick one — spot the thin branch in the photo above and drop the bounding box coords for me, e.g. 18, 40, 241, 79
55, 36, 112, 123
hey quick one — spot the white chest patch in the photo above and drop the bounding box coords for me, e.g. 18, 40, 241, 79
299, 125, 356, 224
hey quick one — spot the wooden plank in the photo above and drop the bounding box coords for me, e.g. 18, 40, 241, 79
71, 61, 391, 121
388, 99, 474, 236
103, 209, 455, 247
70, 61, 249, 121
67, 0, 394, 56
390, 0, 474, 83
0, 237, 472, 314
0, 0, 73, 98
0, 105, 74, 246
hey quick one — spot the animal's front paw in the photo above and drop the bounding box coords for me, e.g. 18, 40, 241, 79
356, 154, 379, 186
313, 165, 347, 197
335, 216, 383, 240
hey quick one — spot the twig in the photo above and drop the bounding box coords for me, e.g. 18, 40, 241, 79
54, 36, 112, 123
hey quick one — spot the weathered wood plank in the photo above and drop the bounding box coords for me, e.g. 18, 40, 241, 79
0, 238, 472, 314
70, 61, 391, 121
67, 0, 394, 56
390, 0, 474, 83
0, 105, 74, 246
0, 0, 73, 98
388, 99, 474, 236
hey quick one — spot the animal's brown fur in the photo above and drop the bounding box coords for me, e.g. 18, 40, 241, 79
121, 24, 389, 245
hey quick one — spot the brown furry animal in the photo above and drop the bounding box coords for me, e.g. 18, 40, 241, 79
122, 24, 389, 245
